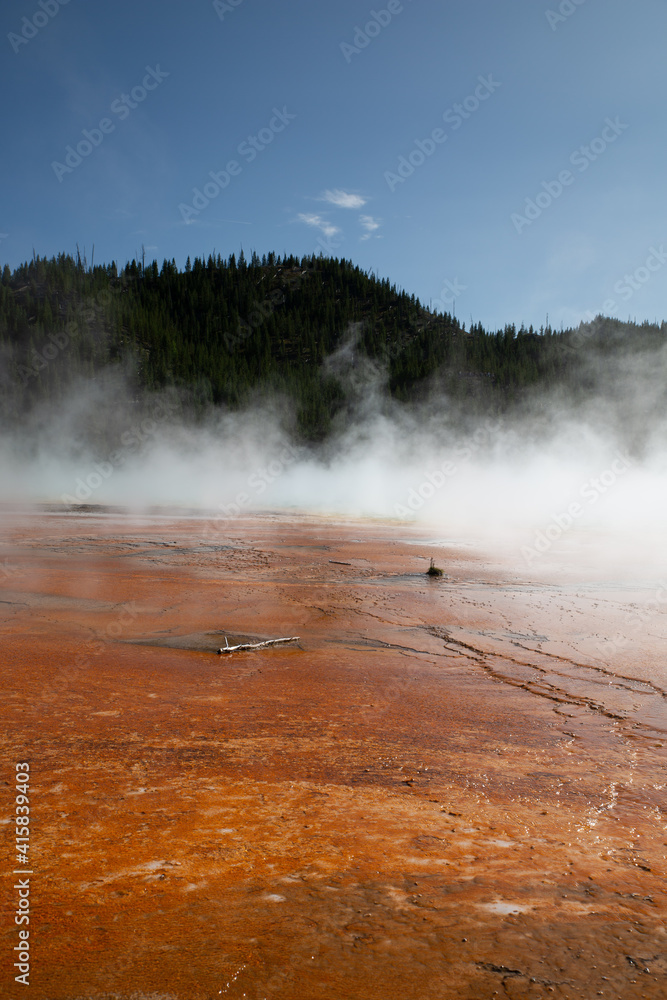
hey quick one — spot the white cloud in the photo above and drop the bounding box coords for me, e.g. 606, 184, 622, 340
359, 214, 381, 240
322, 189, 366, 209
298, 213, 340, 239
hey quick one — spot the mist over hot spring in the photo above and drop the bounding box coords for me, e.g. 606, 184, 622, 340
2, 318, 666, 575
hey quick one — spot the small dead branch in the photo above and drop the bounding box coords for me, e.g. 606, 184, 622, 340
217, 636, 300, 654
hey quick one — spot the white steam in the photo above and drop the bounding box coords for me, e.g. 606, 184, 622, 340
2, 328, 667, 575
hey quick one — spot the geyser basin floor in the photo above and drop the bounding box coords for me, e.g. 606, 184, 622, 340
0, 509, 665, 999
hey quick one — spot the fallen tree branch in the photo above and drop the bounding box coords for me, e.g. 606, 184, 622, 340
217, 636, 300, 654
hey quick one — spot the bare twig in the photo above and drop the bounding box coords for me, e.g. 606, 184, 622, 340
217, 636, 300, 654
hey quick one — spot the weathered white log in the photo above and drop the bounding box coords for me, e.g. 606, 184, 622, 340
217, 636, 300, 654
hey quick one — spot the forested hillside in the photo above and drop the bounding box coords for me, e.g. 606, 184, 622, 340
1, 251, 665, 440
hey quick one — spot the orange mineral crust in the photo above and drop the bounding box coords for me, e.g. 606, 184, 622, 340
0, 508, 665, 999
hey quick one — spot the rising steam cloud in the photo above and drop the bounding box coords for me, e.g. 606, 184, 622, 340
2, 323, 666, 575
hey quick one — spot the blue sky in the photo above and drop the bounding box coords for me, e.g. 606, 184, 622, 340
2, 0, 666, 331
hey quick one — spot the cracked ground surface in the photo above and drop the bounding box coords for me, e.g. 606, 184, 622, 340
0, 507, 665, 998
